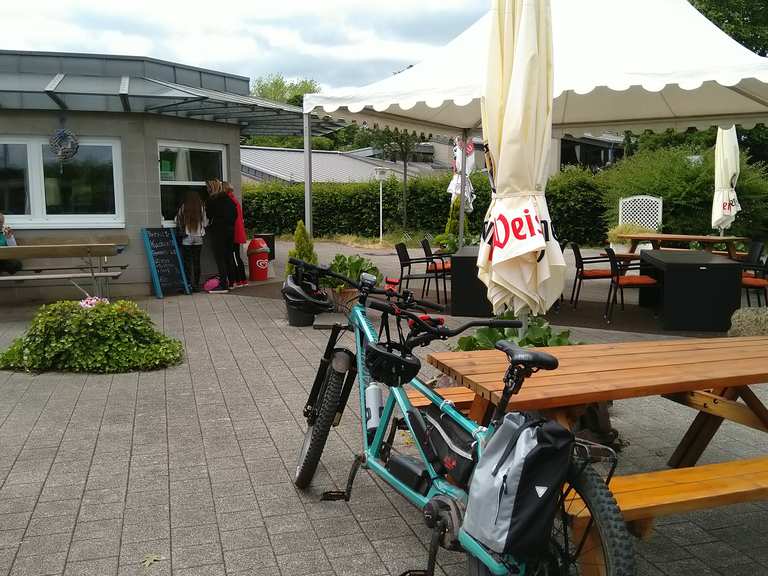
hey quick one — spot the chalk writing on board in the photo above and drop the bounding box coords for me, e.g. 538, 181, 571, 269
142, 228, 190, 299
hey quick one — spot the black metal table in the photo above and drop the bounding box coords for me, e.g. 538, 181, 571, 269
450, 245, 493, 317
640, 250, 741, 331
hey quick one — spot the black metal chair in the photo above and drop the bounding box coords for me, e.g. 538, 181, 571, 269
740, 241, 767, 306
604, 247, 658, 323
420, 238, 450, 303
570, 242, 612, 309
394, 243, 445, 303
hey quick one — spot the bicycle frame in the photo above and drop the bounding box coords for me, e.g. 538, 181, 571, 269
345, 303, 520, 576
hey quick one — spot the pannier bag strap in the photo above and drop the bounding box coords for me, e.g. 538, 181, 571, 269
490, 418, 544, 477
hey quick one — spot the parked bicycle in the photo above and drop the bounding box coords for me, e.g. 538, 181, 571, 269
288, 258, 635, 576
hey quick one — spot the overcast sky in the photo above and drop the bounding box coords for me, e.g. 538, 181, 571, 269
1, 0, 487, 90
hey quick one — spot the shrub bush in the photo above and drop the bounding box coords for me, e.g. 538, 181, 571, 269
545, 166, 607, 246
286, 220, 317, 276
0, 299, 183, 373
242, 173, 491, 238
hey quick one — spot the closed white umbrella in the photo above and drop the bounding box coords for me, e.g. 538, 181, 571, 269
712, 126, 741, 231
476, 0, 565, 316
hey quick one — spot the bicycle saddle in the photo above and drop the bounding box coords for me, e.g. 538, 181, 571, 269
495, 340, 559, 371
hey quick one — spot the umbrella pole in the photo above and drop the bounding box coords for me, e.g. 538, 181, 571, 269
458, 129, 469, 250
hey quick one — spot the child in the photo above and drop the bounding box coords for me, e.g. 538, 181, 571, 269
205, 179, 236, 293
223, 181, 248, 288
0, 212, 22, 276
175, 191, 208, 292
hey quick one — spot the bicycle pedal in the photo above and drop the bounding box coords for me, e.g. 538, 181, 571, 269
320, 490, 349, 501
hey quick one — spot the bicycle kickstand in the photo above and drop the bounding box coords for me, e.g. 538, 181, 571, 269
321, 454, 363, 502
398, 518, 445, 576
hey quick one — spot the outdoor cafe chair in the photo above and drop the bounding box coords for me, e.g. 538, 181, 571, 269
739, 240, 764, 275
604, 247, 658, 323
570, 242, 612, 309
740, 241, 768, 306
394, 242, 445, 303
420, 238, 450, 303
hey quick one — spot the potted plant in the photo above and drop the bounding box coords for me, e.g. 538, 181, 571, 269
607, 223, 657, 253
322, 254, 382, 312
283, 220, 325, 326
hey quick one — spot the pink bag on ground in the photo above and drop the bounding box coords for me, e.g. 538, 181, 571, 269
203, 276, 220, 292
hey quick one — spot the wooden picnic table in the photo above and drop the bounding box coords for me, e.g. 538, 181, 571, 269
0, 244, 119, 260
618, 233, 748, 259
0, 244, 122, 297
427, 336, 768, 467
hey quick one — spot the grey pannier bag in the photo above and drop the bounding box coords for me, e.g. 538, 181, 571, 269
462, 412, 573, 558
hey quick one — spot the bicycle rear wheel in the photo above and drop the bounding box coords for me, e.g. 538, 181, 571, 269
468, 462, 634, 576
294, 362, 346, 489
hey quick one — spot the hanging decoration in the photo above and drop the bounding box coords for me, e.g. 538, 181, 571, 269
49, 128, 79, 162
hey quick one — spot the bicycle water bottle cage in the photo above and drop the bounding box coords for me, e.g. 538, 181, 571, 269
365, 342, 421, 387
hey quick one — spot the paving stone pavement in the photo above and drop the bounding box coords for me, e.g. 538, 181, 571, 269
0, 294, 766, 576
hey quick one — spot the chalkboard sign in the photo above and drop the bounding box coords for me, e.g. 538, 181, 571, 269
142, 228, 190, 299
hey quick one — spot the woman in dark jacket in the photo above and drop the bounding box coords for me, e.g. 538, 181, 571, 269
205, 179, 236, 293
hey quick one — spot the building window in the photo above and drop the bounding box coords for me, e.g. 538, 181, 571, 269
43, 144, 116, 215
1, 137, 123, 229
0, 143, 30, 215
158, 142, 225, 224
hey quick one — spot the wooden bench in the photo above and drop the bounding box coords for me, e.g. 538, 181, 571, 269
406, 386, 477, 414
573, 455, 768, 538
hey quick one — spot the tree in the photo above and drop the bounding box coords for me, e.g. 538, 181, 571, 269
690, 1, 768, 162
371, 127, 426, 228
690, 0, 768, 56
251, 73, 320, 106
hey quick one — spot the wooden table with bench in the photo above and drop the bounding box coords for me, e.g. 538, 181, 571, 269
618, 232, 748, 259
408, 337, 768, 546
0, 243, 126, 297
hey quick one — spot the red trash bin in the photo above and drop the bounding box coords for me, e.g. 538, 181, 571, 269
247, 238, 270, 281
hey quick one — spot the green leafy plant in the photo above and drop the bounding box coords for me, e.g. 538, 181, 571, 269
321, 254, 382, 291
0, 300, 183, 373
606, 223, 658, 245
545, 165, 607, 246
455, 312, 574, 351
286, 219, 318, 276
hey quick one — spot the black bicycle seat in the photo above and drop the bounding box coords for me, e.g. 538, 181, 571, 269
495, 340, 558, 371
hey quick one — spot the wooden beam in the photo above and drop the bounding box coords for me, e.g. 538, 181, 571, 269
737, 386, 768, 429
664, 390, 768, 433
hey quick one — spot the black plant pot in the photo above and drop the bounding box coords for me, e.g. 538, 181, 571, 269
286, 305, 315, 327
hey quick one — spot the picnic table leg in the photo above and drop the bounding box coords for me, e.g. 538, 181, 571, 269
571, 522, 607, 576
468, 395, 493, 425
738, 386, 768, 429
727, 241, 738, 259
629, 240, 640, 253
668, 387, 739, 468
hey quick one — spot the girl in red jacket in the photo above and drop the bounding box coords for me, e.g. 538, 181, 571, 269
224, 182, 248, 288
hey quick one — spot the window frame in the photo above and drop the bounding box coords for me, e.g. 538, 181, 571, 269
1, 136, 124, 230
158, 140, 227, 227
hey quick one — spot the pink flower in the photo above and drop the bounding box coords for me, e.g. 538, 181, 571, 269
79, 297, 109, 309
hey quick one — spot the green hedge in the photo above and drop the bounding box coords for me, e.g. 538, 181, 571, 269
242, 174, 491, 237
242, 147, 768, 244
545, 166, 607, 246
599, 147, 768, 240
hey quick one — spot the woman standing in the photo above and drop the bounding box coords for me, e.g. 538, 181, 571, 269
175, 191, 208, 292
205, 179, 236, 294
224, 181, 248, 288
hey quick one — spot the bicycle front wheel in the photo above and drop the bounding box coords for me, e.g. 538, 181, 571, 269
294, 363, 346, 489
468, 463, 635, 576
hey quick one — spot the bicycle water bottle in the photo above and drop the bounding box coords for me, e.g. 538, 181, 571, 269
365, 382, 383, 442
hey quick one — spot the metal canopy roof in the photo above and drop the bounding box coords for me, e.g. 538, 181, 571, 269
0, 71, 340, 136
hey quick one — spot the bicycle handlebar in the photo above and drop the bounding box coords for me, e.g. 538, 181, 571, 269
289, 257, 520, 340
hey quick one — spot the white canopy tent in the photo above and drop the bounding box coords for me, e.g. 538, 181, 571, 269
301, 0, 768, 235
